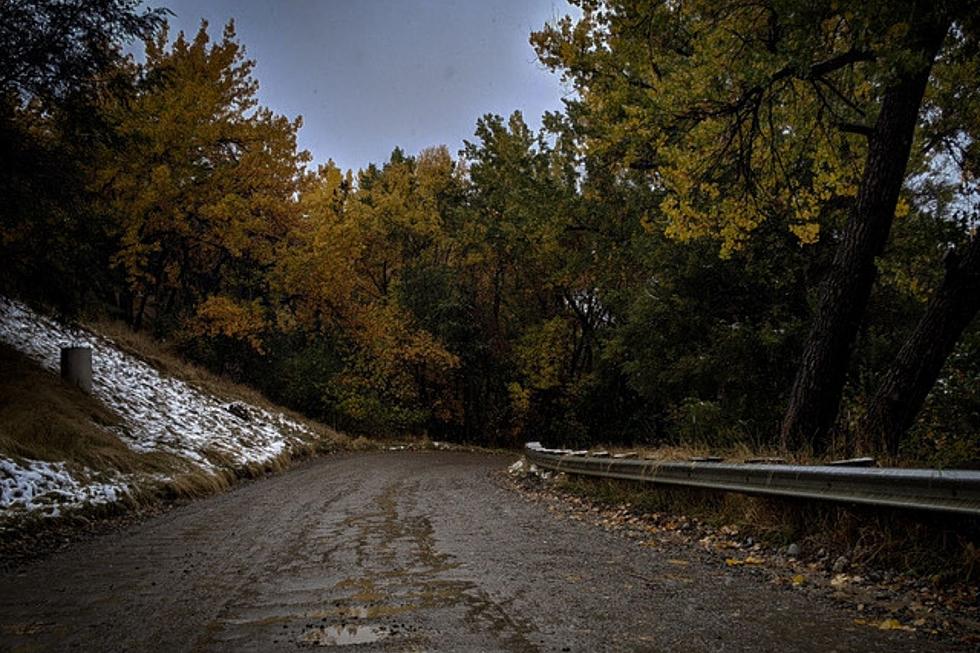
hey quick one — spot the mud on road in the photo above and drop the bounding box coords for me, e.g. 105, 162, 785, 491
0, 452, 959, 651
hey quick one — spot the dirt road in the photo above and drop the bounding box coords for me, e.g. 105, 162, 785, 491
0, 452, 953, 651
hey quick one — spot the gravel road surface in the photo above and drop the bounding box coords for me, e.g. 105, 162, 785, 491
0, 452, 954, 651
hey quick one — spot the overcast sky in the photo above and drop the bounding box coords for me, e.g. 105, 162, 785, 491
147, 0, 575, 172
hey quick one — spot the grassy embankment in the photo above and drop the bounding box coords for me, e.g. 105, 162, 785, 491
0, 326, 353, 519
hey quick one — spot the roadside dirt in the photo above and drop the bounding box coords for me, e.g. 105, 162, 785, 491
0, 452, 968, 651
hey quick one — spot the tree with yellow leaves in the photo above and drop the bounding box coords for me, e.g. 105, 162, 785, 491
93, 20, 308, 337
279, 148, 465, 435
533, 0, 980, 453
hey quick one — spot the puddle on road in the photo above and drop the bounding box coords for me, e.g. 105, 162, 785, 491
300, 624, 389, 646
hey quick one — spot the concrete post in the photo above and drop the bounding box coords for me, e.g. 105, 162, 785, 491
60, 346, 92, 394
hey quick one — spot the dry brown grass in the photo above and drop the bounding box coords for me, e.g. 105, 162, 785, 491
89, 319, 347, 447
0, 340, 238, 513
556, 473, 980, 581
599, 442, 871, 466
582, 440, 953, 472
0, 343, 188, 478
0, 330, 350, 518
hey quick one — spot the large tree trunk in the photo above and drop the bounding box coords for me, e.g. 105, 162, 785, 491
859, 233, 980, 455
780, 9, 951, 453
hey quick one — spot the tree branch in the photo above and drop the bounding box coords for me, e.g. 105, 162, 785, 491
835, 122, 873, 137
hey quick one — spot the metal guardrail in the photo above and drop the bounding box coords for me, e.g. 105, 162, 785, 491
525, 443, 980, 516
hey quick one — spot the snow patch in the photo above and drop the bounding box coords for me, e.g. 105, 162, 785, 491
0, 297, 320, 518
0, 457, 127, 517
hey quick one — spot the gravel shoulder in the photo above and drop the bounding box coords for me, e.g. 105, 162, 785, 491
0, 452, 964, 652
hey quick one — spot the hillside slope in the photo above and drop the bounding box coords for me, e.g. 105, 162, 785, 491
0, 297, 344, 523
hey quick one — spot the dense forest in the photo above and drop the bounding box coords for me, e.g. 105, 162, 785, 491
2, 0, 978, 464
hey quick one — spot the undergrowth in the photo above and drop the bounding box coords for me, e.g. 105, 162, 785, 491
555, 474, 980, 583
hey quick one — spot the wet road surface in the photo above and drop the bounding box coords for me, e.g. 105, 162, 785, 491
0, 452, 953, 651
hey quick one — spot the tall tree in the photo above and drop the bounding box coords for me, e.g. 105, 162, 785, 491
93, 21, 308, 333
781, 2, 953, 452
859, 231, 980, 454
0, 0, 166, 313
856, 14, 980, 453
0, 0, 166, 103
532, 0, 976, 452
462, 112, 587, 443
280, 148, 465, 435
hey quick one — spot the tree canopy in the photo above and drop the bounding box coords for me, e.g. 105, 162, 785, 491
1, 2, 977, 464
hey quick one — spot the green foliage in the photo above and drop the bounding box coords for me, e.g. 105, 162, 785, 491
903, 331, 980, 468
0, 1, 166, 317
3, 3, 977, 462
0, 0, 166, 104
613, 219, 817, 446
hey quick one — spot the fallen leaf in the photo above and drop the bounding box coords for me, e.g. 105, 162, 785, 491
877, 619, 911, 631
792, 574, 806, 587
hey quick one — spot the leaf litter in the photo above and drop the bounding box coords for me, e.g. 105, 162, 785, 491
506, 457, 980, 646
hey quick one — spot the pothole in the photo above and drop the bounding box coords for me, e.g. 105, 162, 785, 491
300, 624, 389, 646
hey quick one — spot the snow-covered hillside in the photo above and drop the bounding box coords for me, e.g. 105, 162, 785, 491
0, 297, 323, 519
